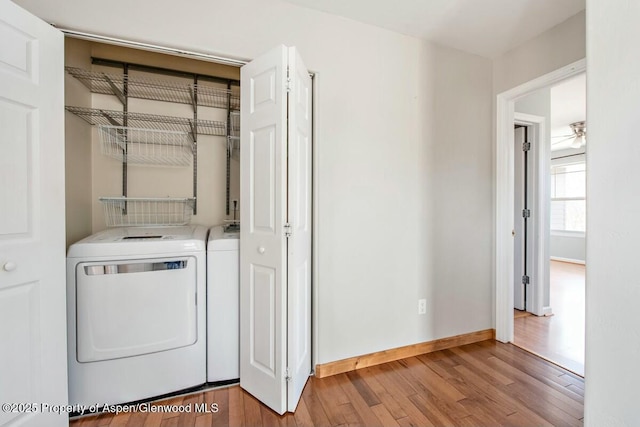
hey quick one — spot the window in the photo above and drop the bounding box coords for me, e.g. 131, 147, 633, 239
550, 161, 586, 232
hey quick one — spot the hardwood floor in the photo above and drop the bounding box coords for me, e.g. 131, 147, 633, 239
514, 261, 585, 376
69, 340, 584, 426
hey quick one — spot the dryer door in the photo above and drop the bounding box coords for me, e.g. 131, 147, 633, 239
75, 257, 197, 362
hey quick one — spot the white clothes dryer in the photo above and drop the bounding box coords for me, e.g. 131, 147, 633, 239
66, 226, 207, 406
207, 225, 239, 383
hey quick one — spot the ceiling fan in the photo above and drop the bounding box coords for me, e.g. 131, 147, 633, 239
552, 121, 586, 148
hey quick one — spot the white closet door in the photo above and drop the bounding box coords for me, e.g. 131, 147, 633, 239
0, 2, 67, 427
240, 45, 312, 415
286, 46, 312, 412
240, 45, 289, 415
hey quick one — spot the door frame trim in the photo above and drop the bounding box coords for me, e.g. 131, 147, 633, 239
495, 58, 585, 343
514, 112, 550, 316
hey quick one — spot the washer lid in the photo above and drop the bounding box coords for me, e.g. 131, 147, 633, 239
67, 225, 208, 258
208, 225, 239, 251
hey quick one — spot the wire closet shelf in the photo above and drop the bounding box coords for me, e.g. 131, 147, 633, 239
66, 106, 226, 137
65, 66, 240, 110
98, 125, 193, 166
99, 197, 196, 227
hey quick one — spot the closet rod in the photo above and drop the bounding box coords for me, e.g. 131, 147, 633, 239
57, 27, 248, 67
92, 57, 239, 86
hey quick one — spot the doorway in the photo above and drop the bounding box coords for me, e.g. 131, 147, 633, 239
499, 69, 586, 376
495, 58, 585, 346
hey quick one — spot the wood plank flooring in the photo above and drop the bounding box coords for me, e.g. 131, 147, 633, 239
514, 261, 585, 376
69, 340, 584, 426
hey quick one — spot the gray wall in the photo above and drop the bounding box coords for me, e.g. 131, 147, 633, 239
550, 234, 585, 263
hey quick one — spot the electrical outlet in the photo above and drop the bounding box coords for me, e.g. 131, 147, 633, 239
418, 299, 427, 315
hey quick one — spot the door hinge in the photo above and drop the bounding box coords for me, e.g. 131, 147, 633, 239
284, 223, 292, 238
522, 142, 531, 151
522, 275, 530, 285
522, 209, 531, 218
286, 76, 293, 93
285, 368, 292, 382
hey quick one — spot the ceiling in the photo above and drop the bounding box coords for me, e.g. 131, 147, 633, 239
283, 0, 585, 58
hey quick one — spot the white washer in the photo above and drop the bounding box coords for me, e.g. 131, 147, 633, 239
207, 225, 240, 382
66, 226, 207, 406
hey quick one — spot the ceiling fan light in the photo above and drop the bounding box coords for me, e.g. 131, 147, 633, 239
570, 134, 585, 148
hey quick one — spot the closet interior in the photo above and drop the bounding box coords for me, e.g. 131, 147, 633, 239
64, 37, 241, 245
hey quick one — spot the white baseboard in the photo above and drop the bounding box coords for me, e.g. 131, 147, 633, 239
550, 256, 585, 265
541, 306, 553, 316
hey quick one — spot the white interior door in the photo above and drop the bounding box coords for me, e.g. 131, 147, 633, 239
240, 45, 311, 415
514, 126, 526, 310
513, 126, 531, 310
0, 2, 68, 426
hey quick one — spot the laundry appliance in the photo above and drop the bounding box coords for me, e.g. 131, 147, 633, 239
66, 225, 207, 406
207, 225, 240, 383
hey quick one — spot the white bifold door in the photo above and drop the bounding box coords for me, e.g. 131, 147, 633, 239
0, 2, 68, 426
240, 45, 312, 415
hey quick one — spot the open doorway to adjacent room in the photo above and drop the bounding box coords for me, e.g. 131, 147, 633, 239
512, 73, 586, 377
